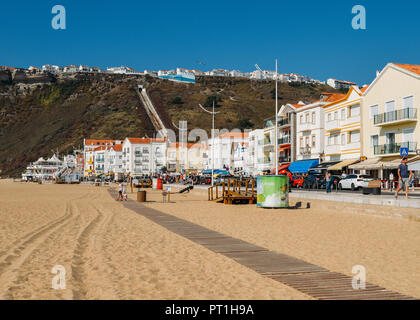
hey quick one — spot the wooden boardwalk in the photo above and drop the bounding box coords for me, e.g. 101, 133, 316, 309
112, 190, 416, 300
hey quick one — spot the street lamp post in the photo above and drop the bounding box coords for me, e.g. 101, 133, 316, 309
275, 59, 279, 176
198, 101, 220, 187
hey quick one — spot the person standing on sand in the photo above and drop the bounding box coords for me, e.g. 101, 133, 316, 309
395, 157, 413, 200
117, 182, 123, 201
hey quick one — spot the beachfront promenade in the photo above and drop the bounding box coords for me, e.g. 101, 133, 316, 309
170, 183, 420, 211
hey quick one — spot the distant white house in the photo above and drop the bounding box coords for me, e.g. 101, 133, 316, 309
107, 66, 138, 74
327, 78, 357, 89
79, 65, 89, 72
229, 70, 246, 78
28, 66, 41, 72
64, 65, 78, 73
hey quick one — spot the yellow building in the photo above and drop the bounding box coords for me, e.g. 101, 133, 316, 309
353, 63, 420, 178
323, 86, 367, 172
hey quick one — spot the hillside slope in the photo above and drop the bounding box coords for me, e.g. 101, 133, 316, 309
0, 73, 338, 177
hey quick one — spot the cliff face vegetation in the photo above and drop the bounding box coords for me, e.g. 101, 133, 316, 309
0, 72, 336, 177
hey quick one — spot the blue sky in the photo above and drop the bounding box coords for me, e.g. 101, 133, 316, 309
1, 0, 419, 85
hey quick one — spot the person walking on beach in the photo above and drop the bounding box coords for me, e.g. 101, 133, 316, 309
117, 182, 123, 201
395, 157, 413, 200
325, 171, 332, 193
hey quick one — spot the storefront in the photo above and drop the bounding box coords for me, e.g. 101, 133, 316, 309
327, 159, 361, 175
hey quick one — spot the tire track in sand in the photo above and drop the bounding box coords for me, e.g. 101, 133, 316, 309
0, 202, 74, 299
70, 203, 108, 300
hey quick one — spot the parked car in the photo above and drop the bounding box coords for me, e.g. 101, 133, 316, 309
303, 174, 325, 189
338, 174, 373, 191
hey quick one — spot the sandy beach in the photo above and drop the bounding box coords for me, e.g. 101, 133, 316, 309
1, 180, 419, 300
0, 180, 307, 300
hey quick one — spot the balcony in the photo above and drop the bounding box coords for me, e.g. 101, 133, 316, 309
374, 142, 417, 156
278, 118, 290, 128
264, 137, 273, 146
374, 108, 417, 127
278, 136, 291, 145
325, 119, 340, 131
279, 156, 291, 163
325, 144, 341, 155
300, 146, 312, 155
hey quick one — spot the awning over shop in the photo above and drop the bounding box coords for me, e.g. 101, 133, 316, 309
309, 161, 340, 172
349, 158, 381, 170
327, 159, 360, 171
279, 145, 291, 150
381, 158, 403, 169
288, 160, 319, 174
409, 161, 420, 171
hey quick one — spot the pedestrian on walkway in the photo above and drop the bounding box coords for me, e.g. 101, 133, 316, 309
389, 172, 394, 191
326, 171, 332, 193
395, 157, 413, 200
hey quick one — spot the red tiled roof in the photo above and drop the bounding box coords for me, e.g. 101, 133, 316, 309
127, 137, 151, 144
111, 145, 122, 151
290, 103, 306, 109
85, 139, 116, 146
217, 132, 249, 139
393, 63, 420, 76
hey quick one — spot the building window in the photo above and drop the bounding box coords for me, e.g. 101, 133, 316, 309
341, 134, 346, 145
305, 113, 309, 123
311, 135, 316, 148
369, 105, 379, 119
300, 115, 304, 124
334, 111, 338, 120
370, 135, 379, 147
312, 112, 316, 124
300, 137, 304, 148
328, 113, 331, 122
385, 100, 395, 113
350, 104, 360, 117
403, 96, 414, 109
341, 109, 346, 120
350, 130, 360, 143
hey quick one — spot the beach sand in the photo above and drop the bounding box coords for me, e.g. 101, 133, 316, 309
138, 186, 420, 299
0, 181, 308, 300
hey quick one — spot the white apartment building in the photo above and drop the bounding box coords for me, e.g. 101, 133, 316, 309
83, 139, 119, 176
245, 129, 264, 175
122, 138, 167, 176
166, 142, 208, 173
296, 93, 345, 162
208, 132, 249, 171
327, 78, 357, 90
232, 142, 249, 174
